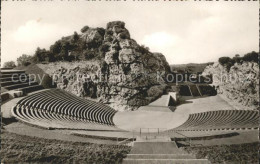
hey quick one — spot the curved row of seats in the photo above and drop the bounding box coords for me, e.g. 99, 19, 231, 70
11, 104, 119, 131
12, 89, 117, 128
172, 110, 259, 131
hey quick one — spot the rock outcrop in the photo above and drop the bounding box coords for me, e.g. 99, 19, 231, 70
42, 21, 170, 111
202, 62, 259, 109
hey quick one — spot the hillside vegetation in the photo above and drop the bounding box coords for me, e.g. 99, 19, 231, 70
171, 62, 214, 74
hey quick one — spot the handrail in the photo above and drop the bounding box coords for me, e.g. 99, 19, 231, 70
170, 130, 192, 146
117, 137, 133, 145
174, 130, 189, 138
117, 137, 135, 147
139, 128, 168, 137
117, 131, 135, 146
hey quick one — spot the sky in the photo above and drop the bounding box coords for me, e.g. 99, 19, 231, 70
1, 1, 259, 65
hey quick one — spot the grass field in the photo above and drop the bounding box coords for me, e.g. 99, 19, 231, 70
0, 131, 131, 164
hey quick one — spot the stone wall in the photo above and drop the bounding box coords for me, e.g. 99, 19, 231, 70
202, 62, 259, 109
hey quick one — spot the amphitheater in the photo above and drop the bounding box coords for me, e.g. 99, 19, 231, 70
1, 69, 259, 164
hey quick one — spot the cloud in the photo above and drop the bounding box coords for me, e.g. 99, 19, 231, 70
13, 20, 56, 42
1, 19, 73, 65
1, 2, 258, 66
141, 32, 179, 51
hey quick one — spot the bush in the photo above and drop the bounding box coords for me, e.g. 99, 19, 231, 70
96, 28, 106, 36
3, 61, 16, 68
99, 43, 110, 53
83, 50, 95, 60
104, 36, 113, 42
119, 31, 130, 39
106, 30, 113, 36
138, 45, 150, 54
81, 26, 89, 33
106, 21, 125, 29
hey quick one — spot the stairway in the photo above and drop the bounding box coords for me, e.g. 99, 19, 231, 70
1, 70, 44, 95
123, 137, 210, 164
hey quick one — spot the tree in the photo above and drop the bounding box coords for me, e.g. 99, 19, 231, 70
17, 54, 32, 66
3, 61, 16, 68
73, 31, 79, 41
34, 47, 44, 62
218, 57, 234, 65
59, 41, 72, 61
242, 51, 258, 63
232, 54, 241, 64
218, 57, 234, 72
83, 49, 95, 60
50, 41, 62, 54
33, 47, 52, 63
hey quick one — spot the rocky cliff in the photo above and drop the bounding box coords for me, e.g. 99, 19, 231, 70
202, 62, 259, 109
40, 21, 170, 111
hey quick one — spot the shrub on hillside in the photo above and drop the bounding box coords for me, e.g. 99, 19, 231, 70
81, 26, 89, 33
3, 61, 16, 68
100, 43, 110, 53
119, 31, 130, 39
83, 50, 95, 60
106, 30, 113, 36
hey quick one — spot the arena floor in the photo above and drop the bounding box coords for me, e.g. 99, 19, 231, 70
113, 95, 236, 132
